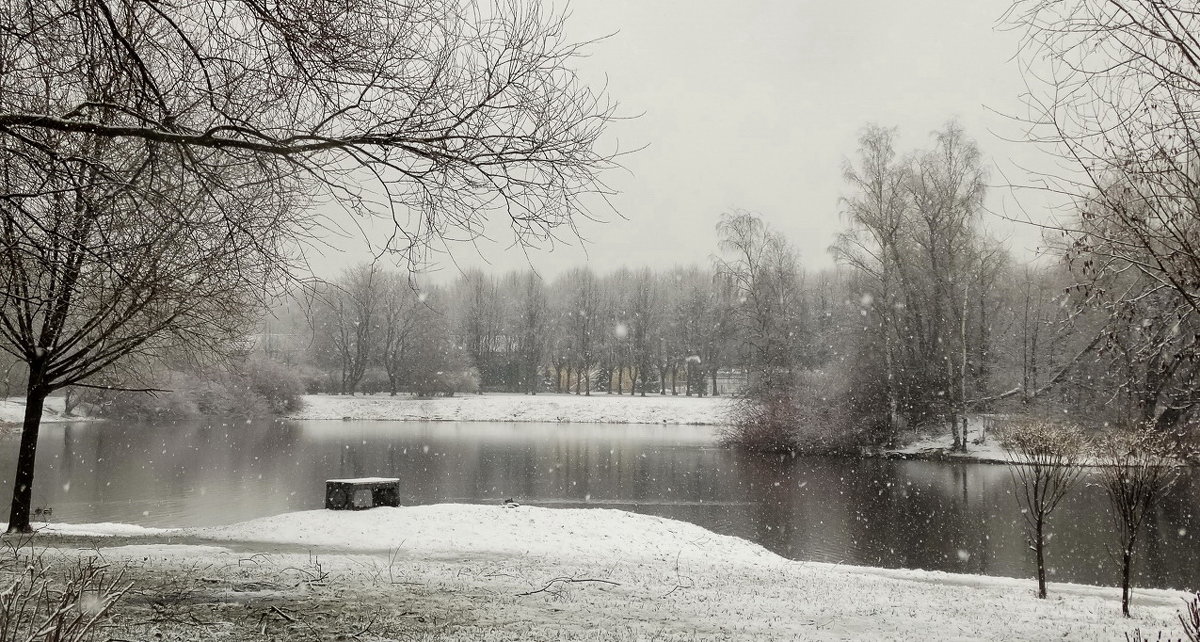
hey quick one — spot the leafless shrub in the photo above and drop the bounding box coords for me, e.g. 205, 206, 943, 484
1125, 603, 1200, 642
0, 546, 130, 642
721, 386, 801, 454
1180, 592, 1200, 642
1002, 420, 1087, 598
1126, 629, 1183, 642
723, 369, 864, 455
1096, 427, 1183, 617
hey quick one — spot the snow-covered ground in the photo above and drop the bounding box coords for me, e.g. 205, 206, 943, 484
290, 392, 733, 425
15, 521, 170, 537
17, 505, 1193, 640
0, 395, 96, 425
889, 415, 1015, 463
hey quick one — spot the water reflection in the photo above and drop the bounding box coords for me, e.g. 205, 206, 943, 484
3, 419, 1198, 590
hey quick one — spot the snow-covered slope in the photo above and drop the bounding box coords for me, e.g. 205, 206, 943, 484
173, 504, 1188, 641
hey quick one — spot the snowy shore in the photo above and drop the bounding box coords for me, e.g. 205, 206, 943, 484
289, 392, 734, 426
0, 396, 96, 425
288, 394, 1031, 463
11, 504, 1190, 640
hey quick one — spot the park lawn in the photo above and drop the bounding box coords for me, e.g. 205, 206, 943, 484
2, 504, 1189, 641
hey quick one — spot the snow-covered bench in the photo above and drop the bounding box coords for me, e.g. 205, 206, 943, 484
324, 477, 400, 510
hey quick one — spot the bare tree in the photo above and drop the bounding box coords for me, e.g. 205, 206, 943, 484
558, 268, 601, 395
835, 122, 998, 450
513, 271, 549, 395
453, 270, 504, 391
907, 123, 988, 449
835, 124, 910, 443
1002, 420, 1087, 599
1095, 427, 1182, 617
674, 268, 712, 397
627, 268, 662, 396
0, 141, 296, 532
715, 211, 807, 451
1008, 1, 1200, 434
1, 0, 619, 264
599, 269, 632, 394
379, 272, 424, 396
1010, 0, 1200, 314
406, 287, 477, 397
0, 0, 618, 532
325, 265, 383, 395
714, 210, 805, 389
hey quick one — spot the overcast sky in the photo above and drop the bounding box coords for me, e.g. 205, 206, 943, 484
315, 0, 1057, 280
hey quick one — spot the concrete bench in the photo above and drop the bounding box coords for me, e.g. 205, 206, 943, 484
325, 477, 400, 510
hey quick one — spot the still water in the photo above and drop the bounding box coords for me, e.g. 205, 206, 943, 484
2, 419, 1197, 590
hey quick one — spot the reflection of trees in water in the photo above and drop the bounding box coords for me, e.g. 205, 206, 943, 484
1136, 472, 1199, 591
60, 425, 74, 480
6, 423, 1200, 589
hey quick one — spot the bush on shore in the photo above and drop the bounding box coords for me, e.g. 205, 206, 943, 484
87, 357, 305, 420
721, 368, 865, 455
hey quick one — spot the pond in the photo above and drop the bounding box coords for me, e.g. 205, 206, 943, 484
2, 419, 1198, 591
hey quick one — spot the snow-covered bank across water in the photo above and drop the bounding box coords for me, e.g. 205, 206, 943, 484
289, 392, 733, 425
23, 505, 1194, 640
0, 395, 97, 426
888, 415, 1015, 464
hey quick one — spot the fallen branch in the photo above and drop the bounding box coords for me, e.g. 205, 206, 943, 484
966, 332, 1102, 406
516, 576, 620, 597
270, 605, 297, 623
661, 550, 695, 598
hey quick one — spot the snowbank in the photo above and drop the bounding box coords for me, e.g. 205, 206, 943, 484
171, 504, 1187, 640
3, 521, 170, 537
187, 504, 775, 565
21, 504, 1190, 639
289, 392, 733, 425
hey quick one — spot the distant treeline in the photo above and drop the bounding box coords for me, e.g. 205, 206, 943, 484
261, 122, 1200, 456
268, 222, 813, 399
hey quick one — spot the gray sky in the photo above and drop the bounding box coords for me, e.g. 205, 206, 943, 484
314, 0, 1055, 280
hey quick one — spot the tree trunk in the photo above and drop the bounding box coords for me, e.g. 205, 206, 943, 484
386, 365, 399, 396
671, 365, 678, 395
711, 368, 718, 396
1035, 517, 1047, 599
7, 382, 47, 534
63, 387, 80, 416
616, 366, 623, 395
1121, 548, 1133, 617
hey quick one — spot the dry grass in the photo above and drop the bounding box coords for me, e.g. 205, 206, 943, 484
1, 527, 1190, 641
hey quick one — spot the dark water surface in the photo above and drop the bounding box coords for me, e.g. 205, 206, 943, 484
3, 419, 1198, 590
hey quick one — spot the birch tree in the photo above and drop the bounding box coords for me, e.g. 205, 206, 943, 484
834, 125, 909, 443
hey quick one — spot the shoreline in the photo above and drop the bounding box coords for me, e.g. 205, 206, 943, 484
0, 392, 1063, 465
4, 504, 1189, 641
290, 393, 1028, 464
287, 392, 736, 426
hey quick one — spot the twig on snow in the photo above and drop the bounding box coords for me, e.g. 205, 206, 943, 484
516, 576, 620, 597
